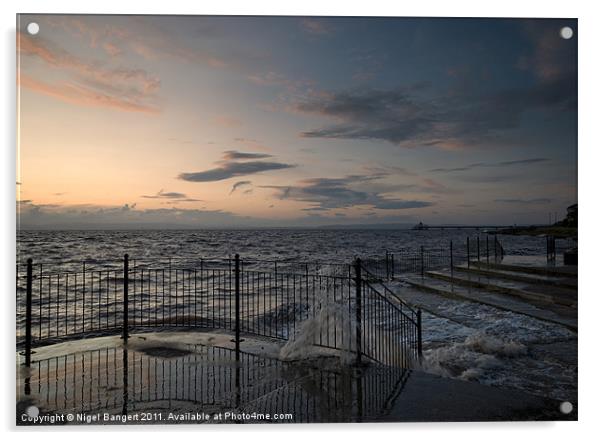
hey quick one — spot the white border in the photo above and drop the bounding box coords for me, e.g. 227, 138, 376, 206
2, 0, 601, 437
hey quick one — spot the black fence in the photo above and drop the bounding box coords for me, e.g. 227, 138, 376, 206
362, 234, 505, 280
546, 235, 577, 263
358, 264, 421, 367
17, 255, 422, 369
18, 343, 410, 424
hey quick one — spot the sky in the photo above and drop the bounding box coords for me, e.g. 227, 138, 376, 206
16, 15, 577, 229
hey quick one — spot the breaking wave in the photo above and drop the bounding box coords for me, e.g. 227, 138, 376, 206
419, 332, 527, 381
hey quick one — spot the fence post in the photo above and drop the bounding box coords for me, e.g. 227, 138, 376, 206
547, 235, 556, 262
391, 253, 395, 280
235, 254, 241, 356
420, 246, 424, 277
494, 234, 498, 261
385, 250, 389, 280
417, 309, 423, 359
82, 261, 86, 332
354, 258, 362, 366
486, 235, 490, 265
450, 241, 454, 279
24, 258, 33, 366
477, 236, 480, 262
122, 254, 129, 343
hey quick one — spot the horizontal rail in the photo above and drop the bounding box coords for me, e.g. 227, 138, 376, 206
18, 251, 428, 368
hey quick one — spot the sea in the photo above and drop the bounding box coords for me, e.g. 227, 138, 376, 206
16, 229, 578, 403
16, 228, 570, 267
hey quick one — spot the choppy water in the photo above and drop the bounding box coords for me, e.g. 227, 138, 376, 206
16, 229, 577, 402
390, 278, 577, 402
17, 229, 572, 267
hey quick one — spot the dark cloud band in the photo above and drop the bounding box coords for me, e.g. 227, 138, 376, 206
179, 161, 295, 182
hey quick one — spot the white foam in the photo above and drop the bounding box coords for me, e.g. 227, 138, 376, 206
419, 332, 527, 381
279, 301, 356, 364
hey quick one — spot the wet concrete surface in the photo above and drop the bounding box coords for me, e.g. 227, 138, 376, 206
382, 371, 575, 422
16, 332, 574, 424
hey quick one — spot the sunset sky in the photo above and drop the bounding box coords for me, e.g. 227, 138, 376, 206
17, 15, 577, 228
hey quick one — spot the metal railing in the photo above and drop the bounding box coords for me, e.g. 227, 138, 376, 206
17, 255, 422, 369
546, 235, 577, 263
18, 343, 411, 424
362, 234, 505, 280
358, 263, 422, 367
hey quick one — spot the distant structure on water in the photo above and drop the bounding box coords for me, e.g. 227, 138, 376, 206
412, 222, 429, 230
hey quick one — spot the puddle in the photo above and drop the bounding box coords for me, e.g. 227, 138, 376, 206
136, 346, 194, 358
17, 341, 409, 424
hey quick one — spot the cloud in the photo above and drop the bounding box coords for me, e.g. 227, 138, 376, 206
17, 201, 249, 229
229, 180, 252, 195
494, 198, 552, 204
19, 74, 161, 114
263, 175, 433, 211
140, 189, 201, 202
41, 15, 231, 70
454, 174, 517, 184
293, 75, 575, 148
178, 150, 295, 183
429, 158, 549, 172
179, 161, 295, 183
518, 21, 577, 83
222, 151, 272, 160
17, 199, 423, 229
18, 32, 161, 113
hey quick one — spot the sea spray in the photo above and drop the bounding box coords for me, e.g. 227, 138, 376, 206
419, 332, 527, 381
278, 292, 410, 368
279, 301, 356, 364
279, 280, 357, 364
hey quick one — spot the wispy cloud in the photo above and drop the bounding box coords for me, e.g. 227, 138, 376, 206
140, 189, 201, 202
518, 21, 577, 83
180, 161, 294, 183
42, 15, 231, 70
263, 174, 433, 211
293, 76, 575, 149
178, 150, 295, 183
19, 74, 160, 114
18, 201, 248, 229
222, 151, 272, 160
229, 180, 252, 195
494, 198, 552, 204
18, 32, 161, 113
429, 158, 549, 172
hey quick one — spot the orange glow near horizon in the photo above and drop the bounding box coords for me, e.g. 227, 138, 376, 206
17, 15, 577, 228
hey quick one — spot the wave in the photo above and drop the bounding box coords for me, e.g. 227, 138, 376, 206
419, 332, 527, 381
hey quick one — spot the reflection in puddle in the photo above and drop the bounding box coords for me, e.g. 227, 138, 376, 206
17, 343, 410, 424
